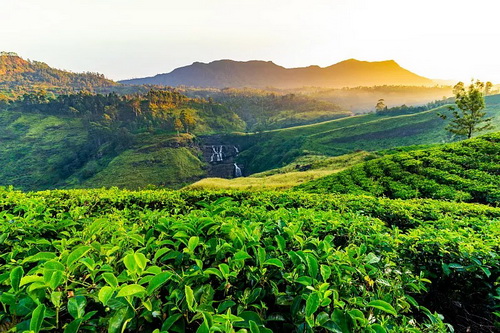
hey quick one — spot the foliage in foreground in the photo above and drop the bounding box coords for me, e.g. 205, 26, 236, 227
297, 132, 500, 206
0, 188, 499, 332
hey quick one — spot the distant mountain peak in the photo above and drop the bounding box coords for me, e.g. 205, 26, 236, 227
120, 58, 435, 89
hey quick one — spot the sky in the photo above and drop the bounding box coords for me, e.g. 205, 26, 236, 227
2, 0, 500, 82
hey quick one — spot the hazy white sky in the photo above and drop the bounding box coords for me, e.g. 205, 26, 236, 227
2, 0, 500, 82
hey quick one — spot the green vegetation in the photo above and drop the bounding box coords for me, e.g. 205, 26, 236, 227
0, 52, 117, 99
0, 90, 244, 190
297, 132, 500, 205
230, 95, 500, 174
187, 151, 373, 190
0, 188, 498, 332
440, 81, 493, 138
182, 88, 351, 131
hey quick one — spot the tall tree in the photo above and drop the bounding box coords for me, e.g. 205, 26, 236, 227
440, 80, 492, 139
375, 99, 387, 113
180, 110, 196, 133
174, 117, 183, 136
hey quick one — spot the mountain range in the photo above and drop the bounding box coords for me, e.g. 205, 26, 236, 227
120, 59, 435, 89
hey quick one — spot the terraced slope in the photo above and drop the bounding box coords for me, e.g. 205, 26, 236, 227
297, 132, 500, 205
230, 94, 500, 174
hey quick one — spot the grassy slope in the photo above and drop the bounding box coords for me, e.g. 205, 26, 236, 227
82, 146, 205, 190
186, 151, 372, 190
0, 111, 88, 189
231, 94, 500, 174
297, 132, 500, 205
0, 111, 209, 191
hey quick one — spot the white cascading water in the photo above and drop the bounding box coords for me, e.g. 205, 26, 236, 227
234, 163, 242, 177
210, 145, 223, 162
234, 146, 239, 154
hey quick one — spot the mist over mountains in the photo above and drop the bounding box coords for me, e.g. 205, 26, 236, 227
120, 58, 435, 89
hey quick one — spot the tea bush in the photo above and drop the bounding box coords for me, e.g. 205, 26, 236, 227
0, 188, 499, 332
297, 133, 500, 206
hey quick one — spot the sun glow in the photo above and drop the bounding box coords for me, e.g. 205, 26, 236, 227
1, 0, 500, 82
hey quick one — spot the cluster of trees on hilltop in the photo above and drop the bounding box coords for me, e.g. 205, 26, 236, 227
0, 53, 119, 100
5, 89, 244, 153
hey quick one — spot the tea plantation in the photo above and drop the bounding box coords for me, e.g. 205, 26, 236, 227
297, 132, 500, 206
0, 188, 499, 332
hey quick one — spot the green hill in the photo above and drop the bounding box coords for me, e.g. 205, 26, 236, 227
296, 132, 500, 205
0, 90, 244, 190
229, 94, 500, 174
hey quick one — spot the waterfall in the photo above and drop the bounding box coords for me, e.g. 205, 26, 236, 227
211, 145, 223, 162
234, 146, 239, 154
234, 163, 242, 177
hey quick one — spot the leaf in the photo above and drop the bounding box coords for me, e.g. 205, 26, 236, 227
305, 293, 320, 317
367, 300, 397, 316
51, 291, 63, 308
133, 253, 148, 271
19, 275, 44, 287
43, 260, 66, 289
102, 273, 118, 288
218, 264, 230, 279
234, 251, 252, 261
185, 285, 195, 311
263, 258, 284, 268
123, 253, 137, 272
116, 284, 146, 298
370, 324, 387, 333
108, 307, 132, 333
10, 266, 24, 292
30, 304, 46, 333
275, 235, 286, 253
23, 252, 56, 263
306, 254, 318, 278
68, 296, 86, 319
187, 236, 200, 253
161, 313, 182, 331
204, 268, 223, 280
64, 319, 83, 333
67, 246, 91, 267
365, 252, 380, 264
320, 265, 332, 282
249, 320, 260, 333
98, 286, 114, 306
146, 272, 172, 295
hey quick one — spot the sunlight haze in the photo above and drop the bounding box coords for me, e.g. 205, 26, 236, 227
2, 0, 499, 82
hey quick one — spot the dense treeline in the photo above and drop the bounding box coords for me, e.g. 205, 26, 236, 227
6, 89, 244, 149
375, 97, 454, 116
182, 87, 351, 131
297, 133, 500, 205
0, 53, 118, 99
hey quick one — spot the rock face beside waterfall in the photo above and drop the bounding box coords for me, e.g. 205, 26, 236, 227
201, 144, 244, 178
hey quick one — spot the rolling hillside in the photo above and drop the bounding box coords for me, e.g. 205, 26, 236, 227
297, 132, 500, 205
120, 58, 435, 89
185, 151, 373, 190
228, 94, 500, 174
0, 90, 244, 190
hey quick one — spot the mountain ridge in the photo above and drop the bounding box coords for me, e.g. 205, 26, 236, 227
120, 58, 435, 88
